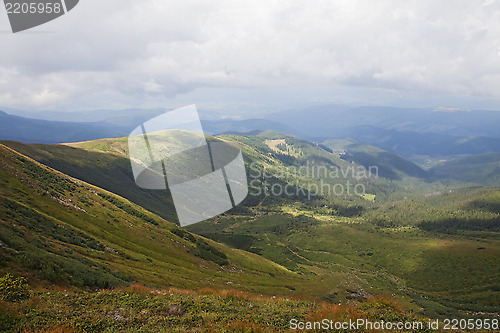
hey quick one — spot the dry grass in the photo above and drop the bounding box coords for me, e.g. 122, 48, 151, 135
1, 284, 431, 333
21, 327, 75, 333
205, 320, 271, 333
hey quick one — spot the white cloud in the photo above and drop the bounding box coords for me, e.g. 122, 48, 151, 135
0, 0, 499, 110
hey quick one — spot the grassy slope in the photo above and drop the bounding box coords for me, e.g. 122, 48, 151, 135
429, 153, 500, 186
0, 143, 315, 296
190, 135, 500, 319
188, 197, 500, 319
0, 140, 178, 223
1, 285, 431, 333
2, 134, 499, 320
0, 139, 437, 332
1, 132, 454, 210
322, 138, 429, 180
1, 134, 371, 218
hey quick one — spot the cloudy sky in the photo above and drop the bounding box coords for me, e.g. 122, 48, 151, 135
1, 0, 500, 116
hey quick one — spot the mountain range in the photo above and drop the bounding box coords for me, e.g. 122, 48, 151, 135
0, 106, 499, 328
3, 105, 500, 158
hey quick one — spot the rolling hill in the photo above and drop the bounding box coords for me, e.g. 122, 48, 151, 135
0, 142, 315, 296
0, 137, 441, 332
429, 153, 500, 186
339, 126, 500, 158
1, 131, 499, 321
322, 138, 429, 180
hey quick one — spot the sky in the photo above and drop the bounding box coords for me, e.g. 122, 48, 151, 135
1, 0, 500, 117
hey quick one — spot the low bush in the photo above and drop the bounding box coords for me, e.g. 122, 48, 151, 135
0, 273, 32, 302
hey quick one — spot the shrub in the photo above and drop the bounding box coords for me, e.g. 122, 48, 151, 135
97, 193, 158, 225
170, 228, 228, 265
0, 273, 32, 302
0, 300, 19, 332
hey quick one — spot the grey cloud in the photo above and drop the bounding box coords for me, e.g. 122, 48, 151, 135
0, 0, 499, 109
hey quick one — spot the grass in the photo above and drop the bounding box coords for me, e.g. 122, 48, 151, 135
189, 202, 500, 319
1, 134, 499, 324
321, 139, 429, 180
0, 140, 178, 223
0, 283, 432, 333
0, 143, 320, 296
361, 193, 376, 202
429, 153, 500, 186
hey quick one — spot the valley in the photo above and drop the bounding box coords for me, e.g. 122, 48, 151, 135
0, 129, 498, 331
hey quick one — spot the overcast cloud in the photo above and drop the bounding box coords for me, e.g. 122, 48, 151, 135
1, 0, 499, 112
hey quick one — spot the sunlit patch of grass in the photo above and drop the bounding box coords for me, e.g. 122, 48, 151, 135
361, 193, 376, 202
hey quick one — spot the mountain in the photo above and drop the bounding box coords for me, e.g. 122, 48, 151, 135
322, 138, 429, 180
2, 107, 166, 124
263, 105, 500, 157
265, 104, 500, 138
0, 131, 370, 226
0, 110, 127, 144
333, 126, 500, 157
1, 131, 499, 320
1, 128, 472, 217
0, 109, 300, 146
0, 142, 309, 294
429, 153, 500, 186
3, 106, 500, 160
201, 119, 301, 136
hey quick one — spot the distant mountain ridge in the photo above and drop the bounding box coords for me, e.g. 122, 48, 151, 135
265, 104, 500, 138
2, 105, 500, 159
0, 110, 297, 144
0, 110, 125, 144
334, 125, 500, 157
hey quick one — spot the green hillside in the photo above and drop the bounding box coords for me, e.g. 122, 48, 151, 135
1, 140, 178, 223
188, 189, 500, 319
0, 143, 314, 296
429, 153, 500, 186
1, 283, 431, 333
2, 132, 459, 210
1, 133, 499, 322
322, 138, 429, 180
2, 133, 370, 216
0, 138, 440, 332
